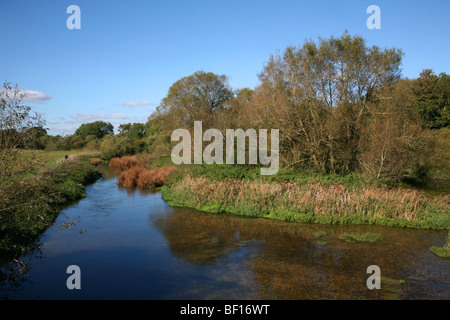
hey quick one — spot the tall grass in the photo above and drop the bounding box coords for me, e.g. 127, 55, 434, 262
108, 155, 139, 169
117, 166, 176, 189
137, 167, 176, 188
162, 175, 450, 229
110, 155, 176, 189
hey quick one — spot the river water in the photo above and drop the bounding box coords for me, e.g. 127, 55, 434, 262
1, 166, 449, 299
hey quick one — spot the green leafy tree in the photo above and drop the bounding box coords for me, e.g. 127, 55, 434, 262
118, 122, 146, 139
74, 121, 114, 139
412, 69, 449, 129
0, 82, 45, 178
156, 70, 234, 129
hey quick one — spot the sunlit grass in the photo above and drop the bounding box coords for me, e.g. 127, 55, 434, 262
162, 175, 450, 229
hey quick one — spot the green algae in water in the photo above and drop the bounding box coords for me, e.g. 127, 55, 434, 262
313, 231, 326, 238
430, 246, 450, 258
339, 232, 381, 243
430, 231, 450, 259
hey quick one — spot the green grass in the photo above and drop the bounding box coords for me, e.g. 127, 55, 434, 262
19, 149, 100, 168
0, 154, 101, 263
169, 163, 368, 188
2, 149, 100, 182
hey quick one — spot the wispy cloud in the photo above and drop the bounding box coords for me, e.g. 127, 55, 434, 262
122, 100, 154, 107
21, 90, 52, 102
71, 113, 130, 121
0, 88, 52, 103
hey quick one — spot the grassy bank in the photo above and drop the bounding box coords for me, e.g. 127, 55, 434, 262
158, 162, 450, 230
0, 152, 101, 263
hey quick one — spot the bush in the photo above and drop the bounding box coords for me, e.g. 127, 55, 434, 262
137, 167, 176, 188
100, 135, 137, 160
117, 166, 176, 189
117, 166, 144, 188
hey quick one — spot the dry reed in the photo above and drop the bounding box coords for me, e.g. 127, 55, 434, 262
169, 175, 450, 223
118, 166, 176, 189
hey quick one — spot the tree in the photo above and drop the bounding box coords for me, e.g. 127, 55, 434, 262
250, 31, 403, 173
118, 122, 146, 139
74, 121, 114, 139
412, 69, 449, 129
358, 79, 423, 180
25, 126, 48, 149
156, 71, 234, 129
0, 82, 45, 178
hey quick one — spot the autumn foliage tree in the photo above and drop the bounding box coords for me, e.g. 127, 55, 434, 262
249, 32, 403, 174
144, 32, 446, 182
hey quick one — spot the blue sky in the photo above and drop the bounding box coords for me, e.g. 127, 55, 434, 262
1, 0, 449, 135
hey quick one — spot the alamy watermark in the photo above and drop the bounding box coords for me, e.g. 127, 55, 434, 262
66, 265, 81, 289
367, 5, 381, 30
171, 121, 279, 175
366, 265, 381, 289
66, 5, 81, 30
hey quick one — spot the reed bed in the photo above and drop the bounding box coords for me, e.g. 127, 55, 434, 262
117, 166, 176, 189
108, 157, 123, 168
108, 155, 140, 169
163, 175, 450, 229
137, 166, 176, 188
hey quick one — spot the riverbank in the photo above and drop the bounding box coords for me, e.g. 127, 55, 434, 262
0, 152, 101, 264
157, 162, 449, 230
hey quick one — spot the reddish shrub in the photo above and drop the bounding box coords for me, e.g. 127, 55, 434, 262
108, 157, 122, 167
121, 156, 139, 169
117, 166, 144, 188
136, 166, 176, 189
108, 155, 140, 170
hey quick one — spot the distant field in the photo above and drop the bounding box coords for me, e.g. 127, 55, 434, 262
4, 149, 101, 182
21, 150, 99, 168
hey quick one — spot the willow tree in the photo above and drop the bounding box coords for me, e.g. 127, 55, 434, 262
252, 31, 403, 173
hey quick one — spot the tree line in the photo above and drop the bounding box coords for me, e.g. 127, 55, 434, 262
1, 32, 448, 183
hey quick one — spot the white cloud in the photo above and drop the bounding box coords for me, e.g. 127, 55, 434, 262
21, 90, 52, 102
122, 100, 154, 107
71, 113, 130, 121
0, 87, 52, 103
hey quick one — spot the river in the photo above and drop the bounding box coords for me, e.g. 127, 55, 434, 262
1, 165, 449, 299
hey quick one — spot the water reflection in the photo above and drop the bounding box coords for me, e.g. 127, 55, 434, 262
152, 209, 450, 299
1, 165, 448, 300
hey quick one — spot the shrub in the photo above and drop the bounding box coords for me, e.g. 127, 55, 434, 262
117, 166, 144, 188
118, 166, 176, 189
108, 157, 122, 167
137, 166, 176, 188
121, 156, 139, 169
